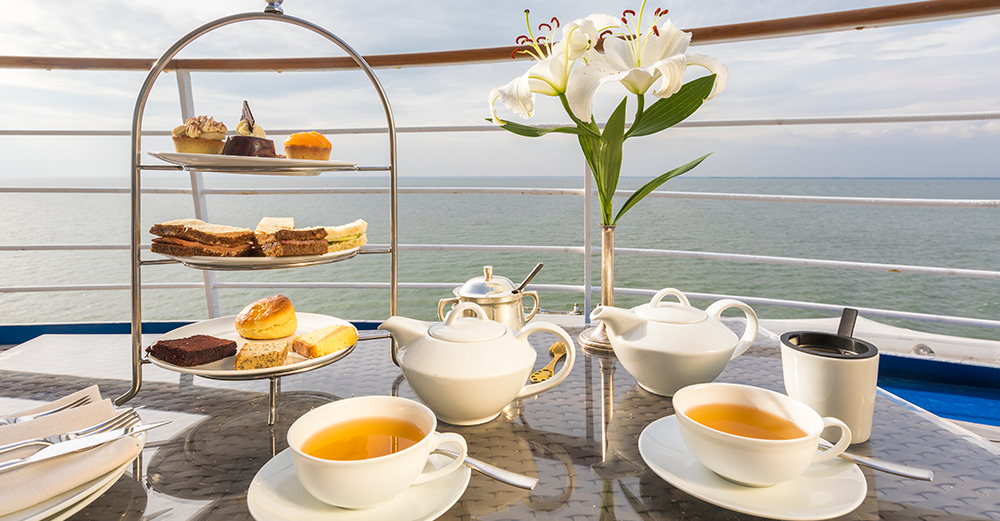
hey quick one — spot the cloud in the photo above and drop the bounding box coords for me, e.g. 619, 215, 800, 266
1, 1, 999, 178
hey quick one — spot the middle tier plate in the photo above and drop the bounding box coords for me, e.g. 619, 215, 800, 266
147, 313, 356, 380
156, 247, 359, 271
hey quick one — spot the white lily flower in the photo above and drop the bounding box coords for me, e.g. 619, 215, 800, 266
488, 11, 617, 126
566, 13, 728, 122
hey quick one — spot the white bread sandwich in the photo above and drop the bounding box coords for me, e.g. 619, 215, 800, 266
324, 219, 368, 253
254, 217, 328, 257
150, 219, 254, 257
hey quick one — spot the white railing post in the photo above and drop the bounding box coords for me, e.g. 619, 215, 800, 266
584, 161, 593, 323
176, 70, 221, 318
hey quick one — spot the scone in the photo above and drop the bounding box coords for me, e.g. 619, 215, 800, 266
293, 325, 358, 358
235, 295, 297, 339
235, 340, 288, 370
172, 116, 227, 154
284, 131, 332, 160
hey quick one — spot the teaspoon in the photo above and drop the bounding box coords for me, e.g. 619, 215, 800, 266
433, 448, 538, 490
819, 438, 933, 481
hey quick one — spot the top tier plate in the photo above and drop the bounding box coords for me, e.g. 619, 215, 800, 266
148, 152, 357, 175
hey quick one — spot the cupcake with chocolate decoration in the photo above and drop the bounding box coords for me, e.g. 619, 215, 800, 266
222, 101, 276, 157
172, 116, 227, 154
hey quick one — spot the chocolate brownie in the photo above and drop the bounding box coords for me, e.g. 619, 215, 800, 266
146, 335, 237, 367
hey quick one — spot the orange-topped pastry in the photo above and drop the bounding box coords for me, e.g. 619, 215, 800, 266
284, 131, 332, 160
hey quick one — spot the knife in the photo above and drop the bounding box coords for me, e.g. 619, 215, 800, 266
0, 420, 169, 474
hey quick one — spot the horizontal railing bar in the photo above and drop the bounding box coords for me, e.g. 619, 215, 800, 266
2, 185, 998, 208
2, 1, 998, 72
2, 280, 995, 330
0, 283, 202, 292
614, 247, 1000, 279
5, 111, 1000, 137
0, 187, 188, 195
612, 287, 1000, 329
3, 242, 998, 280
638, 191, 1000, 207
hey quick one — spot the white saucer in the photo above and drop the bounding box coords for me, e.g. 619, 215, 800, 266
0, 459, 131, 521
638, 416, 867, 521
247, 448, 471, 521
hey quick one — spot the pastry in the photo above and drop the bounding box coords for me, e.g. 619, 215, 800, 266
284, 131, 332, 160
222, 101, 276, 157
171, 116, 227, 154
146, 335, 237, 367
235, 340, 289, 370
292, 324, 358, 358
235, 295, 298, 339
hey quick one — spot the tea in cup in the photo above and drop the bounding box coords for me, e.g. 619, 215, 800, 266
673, 383, 852, 487
287, 395, 468, 509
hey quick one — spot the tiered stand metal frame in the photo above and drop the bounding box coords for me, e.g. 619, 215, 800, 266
117, 4, 398, 426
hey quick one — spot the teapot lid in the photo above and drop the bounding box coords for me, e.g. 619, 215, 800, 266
633, 288, 707, 324
454, 266, 516, 299
429, 302, 507, 342
634, 303, 707, 324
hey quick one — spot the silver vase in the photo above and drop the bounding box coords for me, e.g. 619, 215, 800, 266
578, 225, 616, 354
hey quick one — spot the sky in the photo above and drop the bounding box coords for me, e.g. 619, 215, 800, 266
1, 0, 999, 179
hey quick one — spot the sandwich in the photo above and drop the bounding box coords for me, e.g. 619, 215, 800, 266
324, 219, 368, 252
150, 219, 254, 257
254, 217, 328, 257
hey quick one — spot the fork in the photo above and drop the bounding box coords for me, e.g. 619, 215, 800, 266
0, 407, 143, 455
0, 395, 93, 425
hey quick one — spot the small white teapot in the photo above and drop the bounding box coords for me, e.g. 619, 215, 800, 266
378, 302, 576, 425
591, 288, 758, 397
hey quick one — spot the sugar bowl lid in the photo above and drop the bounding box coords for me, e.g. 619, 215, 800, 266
455, 266, 516, 299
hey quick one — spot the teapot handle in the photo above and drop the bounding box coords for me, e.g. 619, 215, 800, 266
650, 288, 691, 307
445, 302, 489, 325
705, 299, 759, 360
514, 322, 577, 400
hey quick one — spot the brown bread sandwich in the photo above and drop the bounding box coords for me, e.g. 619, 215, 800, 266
254, 217, 328, 257
150, 219, 254, 257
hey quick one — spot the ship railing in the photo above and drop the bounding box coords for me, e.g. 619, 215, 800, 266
2, 0, 1000, 332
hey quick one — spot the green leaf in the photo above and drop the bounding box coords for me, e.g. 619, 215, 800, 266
484, 117, 600, 139
624, 75, 716, 139
612, 152, 713, 224
594, 97, 628, 225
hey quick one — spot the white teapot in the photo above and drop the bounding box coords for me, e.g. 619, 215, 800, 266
591, 288, 758, 397
378, 302, 576, 425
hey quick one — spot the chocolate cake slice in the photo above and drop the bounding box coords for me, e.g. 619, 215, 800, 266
146, 334, 237, 367
222, 136, 276, 157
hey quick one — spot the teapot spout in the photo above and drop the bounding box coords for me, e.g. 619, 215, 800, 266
591, 306, 645, 336
378, 315, 429, 348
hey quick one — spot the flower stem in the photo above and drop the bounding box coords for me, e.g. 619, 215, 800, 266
559, 93, 598, 133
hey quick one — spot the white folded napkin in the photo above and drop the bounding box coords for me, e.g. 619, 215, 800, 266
0, 387, 144, 517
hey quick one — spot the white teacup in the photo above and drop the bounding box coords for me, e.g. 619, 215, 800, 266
673, 383, 852, 487
287, 396, 468, 509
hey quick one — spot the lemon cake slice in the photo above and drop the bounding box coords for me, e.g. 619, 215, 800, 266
292, 325, 358, 358
235, 340, 288, 370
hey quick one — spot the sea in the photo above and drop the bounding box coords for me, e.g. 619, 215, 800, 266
1, 175, 998, 343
